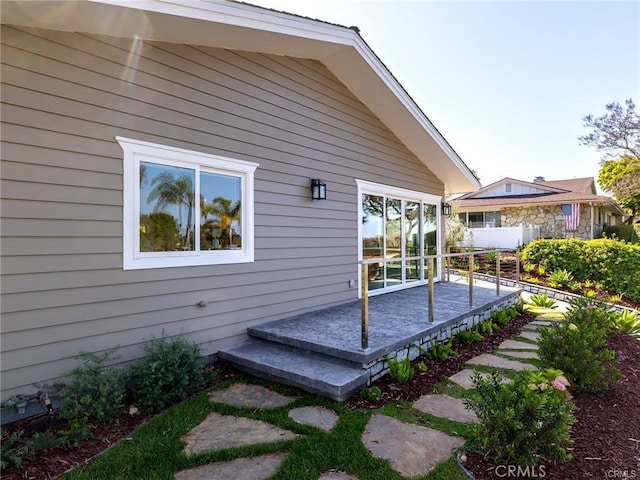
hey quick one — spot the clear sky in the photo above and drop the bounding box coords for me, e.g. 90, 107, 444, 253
245, 0, 639, 191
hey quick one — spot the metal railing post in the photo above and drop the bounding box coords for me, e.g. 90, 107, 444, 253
496, 250, 501, 295
468, 253, 474, 307
515, 251, 520, 288
361, 263, 369, 350
428, 257, 434, 323
446, 246, 451, 282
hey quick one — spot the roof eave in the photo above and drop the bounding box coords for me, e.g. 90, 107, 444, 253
1, 0, 479, 194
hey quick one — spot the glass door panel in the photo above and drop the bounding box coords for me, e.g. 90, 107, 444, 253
405, 200, 421, 283
423, 203, 438, 277
362, 194, 384, 290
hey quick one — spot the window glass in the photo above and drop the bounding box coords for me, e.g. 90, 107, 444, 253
200, 172, 242, 250
140, 162, 195, 252
485, 211, 501, 227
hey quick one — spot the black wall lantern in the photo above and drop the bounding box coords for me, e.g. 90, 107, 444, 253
441, 202, 452, 216
311, 179, 327, 200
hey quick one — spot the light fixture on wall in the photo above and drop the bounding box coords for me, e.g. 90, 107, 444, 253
311, 179, 327, 200
441, 202, 452, 216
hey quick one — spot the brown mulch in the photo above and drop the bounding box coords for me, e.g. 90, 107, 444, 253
2, 319, 638, 480
460, 332, 640, 480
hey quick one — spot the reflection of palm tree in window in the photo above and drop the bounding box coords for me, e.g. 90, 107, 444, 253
201, 197, 241, 249
147, 172, 195, 250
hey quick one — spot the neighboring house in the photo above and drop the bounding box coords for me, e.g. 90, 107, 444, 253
0, 1, 479, 401
452, 177, 626, 244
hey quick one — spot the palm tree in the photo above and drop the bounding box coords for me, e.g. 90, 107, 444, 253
202, 196, 241, 249
147, 171, 195, 249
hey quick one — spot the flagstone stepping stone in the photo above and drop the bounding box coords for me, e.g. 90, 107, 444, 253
518, 330, 540, 342
498, 339, 538, 350
498, 350, 539, 360
208, 383, 297, 408
362, 414, 464, 477
174, 452, 287, 480
466, 353, 537, 371
182, 412, 298, 456
288, 406, 338, 432
413, 394, 477, 424
448, 369, 513, 390
530, 320, 555, 326
318, 470, 360, 480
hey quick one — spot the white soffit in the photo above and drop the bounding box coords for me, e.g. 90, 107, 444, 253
1, 0, 480, 193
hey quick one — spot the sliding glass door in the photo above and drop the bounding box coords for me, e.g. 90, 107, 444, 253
360, 183, 441, 294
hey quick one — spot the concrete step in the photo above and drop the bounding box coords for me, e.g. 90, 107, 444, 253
218, 341, 370, 402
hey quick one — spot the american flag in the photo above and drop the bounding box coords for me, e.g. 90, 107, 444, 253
562, 203, 580, 231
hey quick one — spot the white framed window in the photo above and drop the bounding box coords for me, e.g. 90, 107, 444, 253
118, 137, 258, 270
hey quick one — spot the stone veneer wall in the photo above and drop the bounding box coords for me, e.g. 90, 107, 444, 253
366, 293, 521, 383
501, 205, 593, 239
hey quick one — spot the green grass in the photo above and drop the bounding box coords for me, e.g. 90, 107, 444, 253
60, 375, 473, 480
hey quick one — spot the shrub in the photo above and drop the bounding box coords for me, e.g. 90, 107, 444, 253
603, 224, 640, 243
455, 329, 484, 344
128, 335, 204, 413
386, 356, 414, 384
465, 370, 574, 466
548, 269, 573, 287
615, 309, 640, 338
521, 238, 640, 302
60, 350, 125, 423
538, 304, 621, 393
474, 320, 496, 334
0, 430, 29, 470
527, 293, 558, 309
360, 386, 381, 401
416, 361, 429, 373
423, 339, 457, 362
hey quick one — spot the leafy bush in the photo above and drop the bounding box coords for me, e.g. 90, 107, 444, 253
425, 339, 457, 362
1, 430, 29, 470
360, 386, 381, 401
26, 432, 68, 453
521, 238, 640, 302
549, 269, 574, 286
465, 370, 574, 466
615, 309, 640, 338
474, 320, 496, 334
455, 329, 484, 344
416, 361, 429, 373
128, 335, 204, 413
60, 350, 125, 423
386, 356, 414, 384
527, 293, 558, 309
538, 304, 621, 393
603, 224, 640, 243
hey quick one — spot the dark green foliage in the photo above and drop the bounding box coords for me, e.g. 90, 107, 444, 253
548, 269, 574, 287
521, 238, 640, 302
604, 224, 639, 243
360, 386, 381, 401
128, 335, 204, 413
386, 356, 414, 384
1, 430, 29, 470
426, 339, 457, 362
455, 329, 484, 344
538, 303, 621, 393
59, 418, 93, 447
527, 293, 558, 309
26, 432, 68, 453
473, 320, 495, 335
465, 371, 575, 466
491, 306, 518, 326
60, 350, 125, 423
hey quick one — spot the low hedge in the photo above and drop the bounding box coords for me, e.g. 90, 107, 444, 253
521, 238, 640, 303
603, 224, 639, 243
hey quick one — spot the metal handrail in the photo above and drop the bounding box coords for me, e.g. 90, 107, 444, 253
358, 248, 515, 350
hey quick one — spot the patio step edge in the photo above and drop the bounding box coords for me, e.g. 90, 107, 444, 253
218, 341, 370, 402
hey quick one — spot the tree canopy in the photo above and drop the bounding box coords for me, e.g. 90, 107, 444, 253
580, 99, 640, 216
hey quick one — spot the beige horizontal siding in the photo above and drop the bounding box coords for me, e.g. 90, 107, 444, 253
0, 24, 444, 399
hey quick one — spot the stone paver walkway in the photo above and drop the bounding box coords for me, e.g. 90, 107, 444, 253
181, 412, 299, 456
208, 383, 297, 408
518, 330, 540, 342
466, 353, 537, 371
498, 339, 538, 350
413, 394, 477, 424
288, 406, 339, 432
498, 350, 539, 360
362, 414, 465, 477
174, 453, 287, 480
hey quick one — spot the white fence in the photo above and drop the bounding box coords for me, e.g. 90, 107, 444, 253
463, 224, 541, 249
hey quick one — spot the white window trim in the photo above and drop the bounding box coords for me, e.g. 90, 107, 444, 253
118, 137, 258, 270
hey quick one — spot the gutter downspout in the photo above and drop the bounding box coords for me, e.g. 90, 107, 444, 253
590, 202, 594, 239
